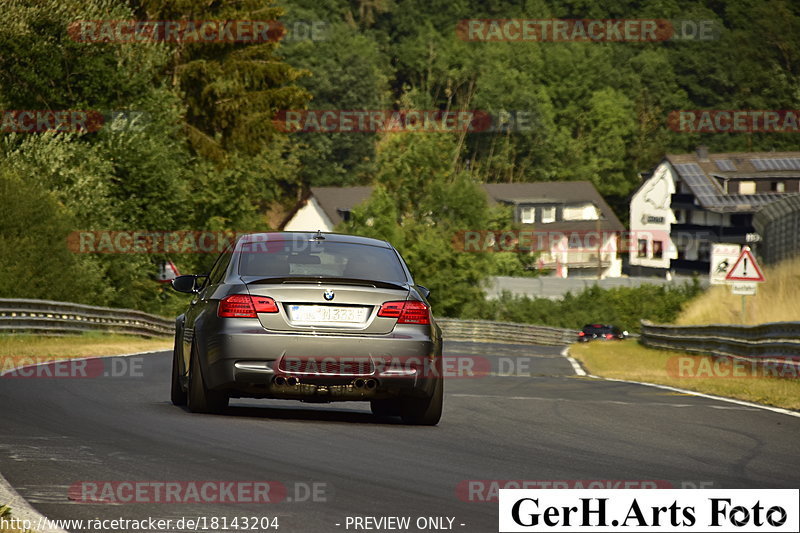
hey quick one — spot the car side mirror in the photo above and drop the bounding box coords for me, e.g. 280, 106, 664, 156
172, 274, 199, 294
417, 285, 431, 299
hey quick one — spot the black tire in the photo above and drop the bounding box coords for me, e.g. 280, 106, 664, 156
187, 347, 228, 414
370, 398, 402, 417
400, 378, 443, 425
170, 333, 187, 406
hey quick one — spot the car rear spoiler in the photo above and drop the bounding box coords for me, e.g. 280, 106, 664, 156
241, 276, 409, 292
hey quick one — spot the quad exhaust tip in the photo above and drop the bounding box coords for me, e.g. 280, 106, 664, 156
353, 378, 377, 389
275, 376, 376, 389
273, 376, 300, 386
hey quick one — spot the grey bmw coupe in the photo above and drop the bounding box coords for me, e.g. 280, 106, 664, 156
170, 232, 443, 425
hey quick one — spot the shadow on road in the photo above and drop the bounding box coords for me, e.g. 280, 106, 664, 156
158, 401, 408, 425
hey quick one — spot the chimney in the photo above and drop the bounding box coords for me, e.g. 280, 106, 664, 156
696, 145, 710, 161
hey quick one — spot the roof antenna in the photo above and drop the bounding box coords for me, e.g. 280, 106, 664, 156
314, 230, 325, 240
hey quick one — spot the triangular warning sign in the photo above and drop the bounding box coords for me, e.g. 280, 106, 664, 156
725, 247, 765, 282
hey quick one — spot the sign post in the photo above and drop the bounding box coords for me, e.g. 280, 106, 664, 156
724, 246, 766, 323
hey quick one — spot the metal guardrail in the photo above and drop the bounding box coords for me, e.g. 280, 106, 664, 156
437, 318, 576, 346
0, 298, 174, 338
639, 320, 800, 360
0, 299, 577, 345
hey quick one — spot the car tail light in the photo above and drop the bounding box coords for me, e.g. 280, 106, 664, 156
378, 300, 430, 325
605, 333, 614, 339
218, 295, 278, 318
578, 331, 585, 337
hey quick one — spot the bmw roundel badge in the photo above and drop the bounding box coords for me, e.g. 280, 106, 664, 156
323, 289, 335, 301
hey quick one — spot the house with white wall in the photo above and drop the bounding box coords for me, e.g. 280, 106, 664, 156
281, 182, 624, 278
629, 148, 800, 276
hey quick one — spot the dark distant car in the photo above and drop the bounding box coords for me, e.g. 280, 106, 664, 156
577, 324, 628, 342
169, 232, 443, 425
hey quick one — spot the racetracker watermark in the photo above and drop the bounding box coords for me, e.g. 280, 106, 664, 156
67, 231, 329, 254
68, 481, 287, 503
667, 356, 800, 379
457, 481, 675, 503
274, 110, 488, 133
276, 355, 539, 379
1, 110, 104, 133
456, 19, 718, 42
451, 229, 700, 255
0, 356, 144, 378
281, 19, 330, 42
68, 20, 284, 43
668, 110, 800, 133
272, 110, 538, 133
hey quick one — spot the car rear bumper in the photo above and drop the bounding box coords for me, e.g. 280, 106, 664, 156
198, 318, 442, 400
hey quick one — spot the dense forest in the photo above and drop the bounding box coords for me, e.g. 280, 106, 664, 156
1, 0, 798, 319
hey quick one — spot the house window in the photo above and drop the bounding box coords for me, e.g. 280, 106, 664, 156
563, 203, 598, 221
520, 206, 535, 224
637, 239, 648, 258
690, 210, 705, 225
541, 206, 556, 223
739, 181, 756, 195
653, 240, 663, 259
698, 241, 711, 262
772, 181, 785, 193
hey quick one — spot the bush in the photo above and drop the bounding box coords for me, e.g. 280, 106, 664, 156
466, 280, 703, 333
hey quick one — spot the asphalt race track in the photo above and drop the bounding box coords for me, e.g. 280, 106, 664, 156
2, 341, 799, 532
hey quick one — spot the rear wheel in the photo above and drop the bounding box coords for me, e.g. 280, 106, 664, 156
370, 398, 401, 417
187, 347, 228, 414
170, 334, 187, 406
400, 378, 443, 425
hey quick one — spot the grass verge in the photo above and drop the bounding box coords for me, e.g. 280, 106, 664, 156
569, 341, 800, 411
0, 505, 32, 533
0, 332, 171, 370
677, 255, 800, 325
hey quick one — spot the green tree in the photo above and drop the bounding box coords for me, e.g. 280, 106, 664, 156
0, 165, 110, 304
135, 0, 312, 159
341, 133, 497, 316
280, 21, 391, 185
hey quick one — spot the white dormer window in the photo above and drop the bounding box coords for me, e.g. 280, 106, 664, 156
739, 181, 756, 194
563, 203, 599, 221
541, 206, 556, 223
520, 206, 535, 224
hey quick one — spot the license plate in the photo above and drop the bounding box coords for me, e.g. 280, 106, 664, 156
288, 305, 369, 325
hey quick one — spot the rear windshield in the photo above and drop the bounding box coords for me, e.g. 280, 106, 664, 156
582, 325, 613, 334
237, 240, 409, 282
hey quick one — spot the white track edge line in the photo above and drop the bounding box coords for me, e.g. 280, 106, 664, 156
560, 347, 587, 376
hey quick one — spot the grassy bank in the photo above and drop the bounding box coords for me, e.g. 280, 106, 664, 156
0, 506, 30, 533
0, 333, 171, 369
677, 256, 800, 325
569, 341, 800, 411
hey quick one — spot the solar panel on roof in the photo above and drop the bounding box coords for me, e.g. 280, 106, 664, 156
715, 159, 737, 171
673, 163, 723, 209
750, 157, 800, 171
672, 162, 788, 211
